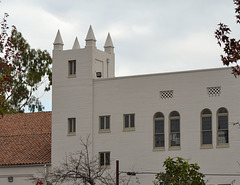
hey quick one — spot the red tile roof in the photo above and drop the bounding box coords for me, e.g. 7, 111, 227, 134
0, 111, 51, 166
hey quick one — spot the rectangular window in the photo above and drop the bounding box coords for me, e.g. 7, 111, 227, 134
99, 152, 110, 168
123, 114, 135, 131
68, 118, 76, 135
99, 116, 110, 133
68, 60, 76, 76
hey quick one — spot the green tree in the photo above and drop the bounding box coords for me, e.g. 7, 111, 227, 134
215, 0, 240, 76
153, 157, 205, 185
0, 13, 52, 115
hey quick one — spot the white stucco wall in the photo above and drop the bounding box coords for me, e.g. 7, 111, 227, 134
0, 165, 51, 185
92, 68, 240, 185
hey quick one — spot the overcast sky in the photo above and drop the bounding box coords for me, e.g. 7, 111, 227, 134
1, 0, 239, 111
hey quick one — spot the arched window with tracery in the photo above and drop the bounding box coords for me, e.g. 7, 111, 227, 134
169, 111, 180, 148
153, 112, 164, 149
201, 109, 212, 147
217, 107, 229, 146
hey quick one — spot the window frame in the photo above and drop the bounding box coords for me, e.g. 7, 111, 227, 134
99, 115, 111, 133
68, 118, 76, 136
99, 152, 110, 168
217, 107, 229, 147
68, 60, 76, 77
200, 108, 213, 148
123, 113, 135, 131
169, 111, 180, 150
153, 112, 165, 150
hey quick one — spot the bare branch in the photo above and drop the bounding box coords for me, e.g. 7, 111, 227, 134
41, 136, 131, 185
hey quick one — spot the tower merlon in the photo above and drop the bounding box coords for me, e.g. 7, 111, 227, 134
85, 25, 96, 48
104, 33, 114, 54
53, 30, 64, 51
72, 37, 81, 49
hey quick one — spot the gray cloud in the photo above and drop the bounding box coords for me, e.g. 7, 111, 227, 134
1, 0, 238, 111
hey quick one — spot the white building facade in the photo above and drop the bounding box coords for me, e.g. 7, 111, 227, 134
52, 26, 240, 185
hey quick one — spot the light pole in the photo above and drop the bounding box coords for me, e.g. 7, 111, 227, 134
116, 160, 119, 185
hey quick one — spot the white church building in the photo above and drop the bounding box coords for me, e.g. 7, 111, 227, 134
52, 26, 240, 185
1, 26, 240, 185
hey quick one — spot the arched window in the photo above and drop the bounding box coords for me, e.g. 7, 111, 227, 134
201, 109, 212, 146
169, 111, 180, 148
153, 112, 164, 149
217, 107, 229, 146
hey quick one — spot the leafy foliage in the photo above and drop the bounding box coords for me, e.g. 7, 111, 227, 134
0, 13, 52, 114
153, 157, 205, 185
215, 0, 240, 76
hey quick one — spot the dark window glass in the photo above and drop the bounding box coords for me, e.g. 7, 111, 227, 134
125, 115, 129, 128
73, 119, 76, 132
218, 116, 228, 129
170, 119, 180, 132
73, 61, 76, 74
218, 108, 228, 114
70, 62, 73, 74
106, 116, 110, 129
68, 118, 76, 133
69, 60, 76, 75
105, 152, 110, 165
100, 117, 105, 129
155, 134, 164, 147
202, 117, 211, 130
130, 114, 135, 128
170, 111, 179, 117
155, 112, 164, 118
202, 109, 211, 115
155, 120, 164, 133
202, 131, 212, 144
100, 153, 104, 166
69, 119, 72, 132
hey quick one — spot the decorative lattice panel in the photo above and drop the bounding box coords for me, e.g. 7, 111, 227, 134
160, 90, 173, 99
207, 86, 221, 97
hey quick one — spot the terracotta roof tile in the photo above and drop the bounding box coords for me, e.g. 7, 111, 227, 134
0, 112, 51, 166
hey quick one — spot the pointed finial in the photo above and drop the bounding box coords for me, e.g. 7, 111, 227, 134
53, 30, 64, 50
72, 37, 80, 49
85, 25, 96, 41
104, 33, 114, 54
104, 33, 114, 48
85, 25, 96, 47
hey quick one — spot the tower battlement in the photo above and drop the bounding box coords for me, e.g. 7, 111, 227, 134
52, 26, 115, 79
53, 26, 114, 54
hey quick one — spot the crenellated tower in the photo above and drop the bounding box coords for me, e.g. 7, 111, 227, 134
51, 26, 115, 167
52, 26, 115, 79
